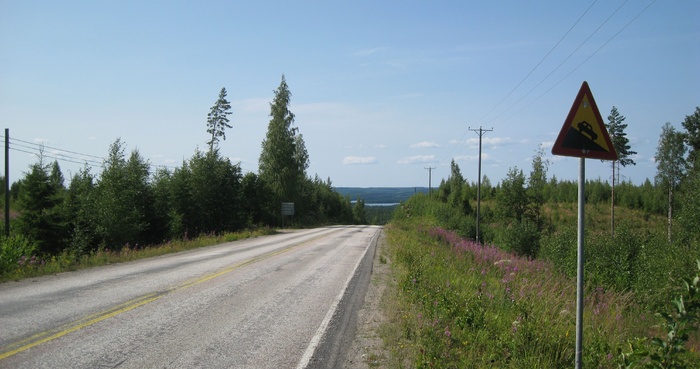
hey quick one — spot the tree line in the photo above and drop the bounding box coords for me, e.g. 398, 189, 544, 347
2, 76, 366, 259
433, 105, 700, 256
420, 105, 699, 310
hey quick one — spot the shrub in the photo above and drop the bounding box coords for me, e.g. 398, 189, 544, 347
0, 235, 37, 275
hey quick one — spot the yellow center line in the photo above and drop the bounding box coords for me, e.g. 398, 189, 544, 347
0, 230, 339, 361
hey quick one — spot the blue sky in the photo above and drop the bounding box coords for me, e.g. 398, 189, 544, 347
1, 1, 698, 188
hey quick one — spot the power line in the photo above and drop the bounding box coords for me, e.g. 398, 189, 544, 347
477, 0, 600, 126
8, 142, 104, 167
7, 136, 104, 160
9, 146, 103, 167
448, 0, 655, 168
493, 0, 657, 129
485, 0, 630, 130
446, 0, 600, 164
2, 135, 180, 173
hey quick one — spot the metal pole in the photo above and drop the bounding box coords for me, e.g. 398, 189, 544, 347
476, 132, 482, 243
4, 128, 9, 237
575, 157, 585, 368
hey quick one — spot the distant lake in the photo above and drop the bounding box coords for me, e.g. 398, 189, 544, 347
350, 201, 399, 207
336, 187, 428, 205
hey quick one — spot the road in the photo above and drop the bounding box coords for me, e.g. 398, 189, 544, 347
0, 225, 381, 369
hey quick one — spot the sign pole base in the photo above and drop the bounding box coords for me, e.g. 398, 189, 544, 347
575, 158, 585, 368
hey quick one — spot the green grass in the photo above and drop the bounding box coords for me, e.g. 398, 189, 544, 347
379, 213, 700, 368
0, 227, 276, 282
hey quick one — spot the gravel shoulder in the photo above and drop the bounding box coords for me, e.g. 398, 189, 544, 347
342, 230, 391, 369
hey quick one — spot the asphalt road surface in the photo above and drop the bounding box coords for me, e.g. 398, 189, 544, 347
0, 225, 381, 369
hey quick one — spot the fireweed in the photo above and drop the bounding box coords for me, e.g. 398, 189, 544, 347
385, 223, 654, 368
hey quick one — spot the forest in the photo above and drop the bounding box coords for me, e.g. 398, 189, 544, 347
0, 76, 368, 277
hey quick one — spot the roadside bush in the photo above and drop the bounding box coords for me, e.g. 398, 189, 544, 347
540, 222, 691, 311
491, 220, 541, 257
0, 235, 37, 276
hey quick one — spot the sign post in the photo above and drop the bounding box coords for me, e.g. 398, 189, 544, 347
281, 202, 295, 228
551, 81, 617, 368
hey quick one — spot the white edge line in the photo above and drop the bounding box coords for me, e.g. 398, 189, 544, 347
295, 227, 380, 369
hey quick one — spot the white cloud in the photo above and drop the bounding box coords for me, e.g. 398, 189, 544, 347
410, 141, 441, 149
397, 155, 436, 164
374, 144, 387, 149
343, 156, 376, 165
454, 153, 490, 162
465, 137, 518, 148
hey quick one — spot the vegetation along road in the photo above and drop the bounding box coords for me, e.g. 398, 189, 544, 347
0, 226, 381, 368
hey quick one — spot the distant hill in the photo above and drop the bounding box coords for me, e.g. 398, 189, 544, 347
335, 187, 430, 204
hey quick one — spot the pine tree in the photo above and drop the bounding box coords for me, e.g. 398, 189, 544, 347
606, 106, 636, 236
206, 87, 233, 153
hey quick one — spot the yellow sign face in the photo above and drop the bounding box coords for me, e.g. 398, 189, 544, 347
567, 95, 611, 152
552, 81, 618, 160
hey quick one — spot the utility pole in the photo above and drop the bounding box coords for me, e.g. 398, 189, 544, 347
468, 126, 493, 243
425, 167, 435, 195
4, 129, 9, 237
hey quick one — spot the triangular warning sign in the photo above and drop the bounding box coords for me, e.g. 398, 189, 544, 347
552, 81, 618, 160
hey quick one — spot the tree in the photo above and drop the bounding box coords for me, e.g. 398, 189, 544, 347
206, 87, 233, 154
605, 106, 636, 236
446, 159, 471, 215
259, 75, 308, 209
681, 106, 700, 170
352, 197, 367, 224
655, 123, 687, 243
188, 149, 243, 234
527, 146, 549, 230
496, 167, 528, 223
496, 167, 539, 257
16, 159, 67, 254
241, 172, 275, 227
677, 166, 700, 245
94, 139, 153, 249
66, 165, 98, 254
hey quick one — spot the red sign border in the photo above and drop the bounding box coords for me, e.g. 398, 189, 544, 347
551, 81, 618, 160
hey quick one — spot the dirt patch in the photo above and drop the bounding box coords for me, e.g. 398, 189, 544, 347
342, 230, 391, 369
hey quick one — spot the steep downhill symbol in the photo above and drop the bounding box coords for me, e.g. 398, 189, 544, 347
552, 81, 618, 160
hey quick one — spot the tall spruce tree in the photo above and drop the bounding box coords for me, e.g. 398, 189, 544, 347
95, 139, 153, 249
206, 87, 233, 153
259, 75, 309, 209
655, 122, 687, 243
16, 159, 67, 254
606, 106, 636, 236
